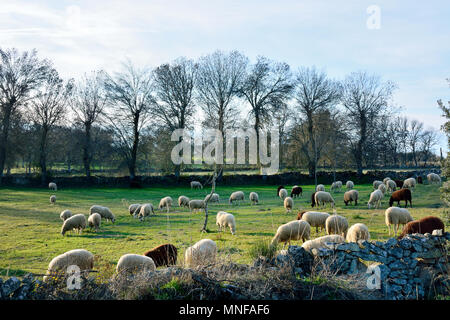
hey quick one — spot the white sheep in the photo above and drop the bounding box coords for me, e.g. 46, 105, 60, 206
299, 211, 330, 234
48, 182, 57, 191
367, 189, 383, 209
302, 235, 345, 253
325, 214, 349, 238
403, 177, 416, 190
385, 179, 397, 193
343, 190, 359, 206
43, 249, 94, 282
128, 204, 142, 216
116, 254, 156, 275
284, 196, 294, 212
190, 181, 203, 189
384, 206, 414, 236
136, 203, 155, 221
314, 191, 335, 208
330, 181, 342, 193
88, 212, 101, 231
373, 180, 383, 190
383, 177, 391, 184
346, 180, 354, 190
316, 184, 325, 192
249, 192, 259, 205
189, 199, 207, 213
378, 183, 387, 195
50, 195, 56, 204
204, 193, 220, 203
61, 214, 87, 236
271, 220, 311, 247
158, 196, 173, 213
346, 223, 370, 242
229, 191, 245, 205
185, 239, 217, 268
60, 209, 72, 221
427, 173, 441, 185
178, 196, 190, 208
278, 188, 288, 200
216, 211, 236, 235
89, 205, 116, 223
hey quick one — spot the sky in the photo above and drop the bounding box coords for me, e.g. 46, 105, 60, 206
1, 0, 449, 153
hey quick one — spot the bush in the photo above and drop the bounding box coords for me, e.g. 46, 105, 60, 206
248, 239, 278, 261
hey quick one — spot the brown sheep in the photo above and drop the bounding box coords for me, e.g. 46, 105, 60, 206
398, 216, 445, 239
417, 176, 423, 184
143, 243, 178, 268
277, 186, 285, 197
394, 180, 404, 189
311, 192, 317, 207
389, 188, 412, 208
296, 210, 307, 220
291, 186, 303, 198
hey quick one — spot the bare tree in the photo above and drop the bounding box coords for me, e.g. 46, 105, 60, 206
341, 71, 396, 175
71, 71, 107, 179
0, 48, 51, 183
153, 57, 197, 177
103, 60, 155, 181
408, 119, 424, 167
293, 67, 341, 176
239, 56, 293, 171
419, 129, 438, 167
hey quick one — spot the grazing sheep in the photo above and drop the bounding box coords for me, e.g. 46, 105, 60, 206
302, 235, 345, 253
346, 223, 370, 242
403, 177, 416, 191
378, 183, 387, 195
158, 196, 173, 213
116, 254, 156, 274
190, 181, 203, 189
43, 249, 94, 282
229, 191, 245, 205
385, 179, 397, 193
216, 211, 236, 235
137, 203, 155, 221
367, 189, 383, 209
383, 177, 391, 184
249, 192, 259, 205
48, 182, 57, 191
204, 193, 220, 203
311, 191, 317, 207
373, 180, 383, 190
278, 188, 288, 200
389, 188, 412, 208
325, 214, 349, 238
297, 211, 330, 234
185, 239, 217, 268
330, 181, 342, 193
271, 220, 311, 247
417, 176, 423, 184
50, 195, 56, 204
89, 205, 116, 223
88, 212, 101, 231
60, 209, 72, 221
189, 199, 207, 213
398, 216, 445, 239
343, 190, 359, 206
427, 173, 441, 185
128, 204, 142, 216
385, 207, 414, 236
284, 197, 294, 213
316, 184, 325, 192
143, 244, 177, 267
277, 186, 285, 197
346, 181, 354, 190
291, 186, 303, 198
394, 179, 404, 189
178, 196, 190, 208
61, 214, 87, 236
314, 191, 335, 208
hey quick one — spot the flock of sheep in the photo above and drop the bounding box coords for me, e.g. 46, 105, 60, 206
42, 173, 445, 281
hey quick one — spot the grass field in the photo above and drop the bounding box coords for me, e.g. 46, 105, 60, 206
0, 183, 445, 278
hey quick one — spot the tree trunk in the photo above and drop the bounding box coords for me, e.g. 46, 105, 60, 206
0, 104, 12, 184
83, 123, 92, 179
39, 126, 49, 185
129, 112, 140, 182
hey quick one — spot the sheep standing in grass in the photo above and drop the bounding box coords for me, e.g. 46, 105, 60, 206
204, 193, 220, 203
216, 211, 236, 235
385, 207, 414, 236
88, 213, 101, 231
346, 181, 354, 190
43, 249, 94, 282
367, 189, 383, 209
50, 195, 56, 204
403, 177, 416, 191
297, 211, 330, 234
116, 254, 156, 275
190, 181, 203, 189
343, 190, 359, 206
189, 200, 207, 213
249, 192, 259, 205
61, 214, 87, 236
378, 183, 387, 195
373, 180, 383, 190
229, 191, 245, 205
389, 188, 412, 208
185, 239, 217, 268
291, 186, 303, 198
398, 216, 445, 239
128, 204, 142, 216
302, 235, 345, 253
143, 244, 178, 267
330, 181, 342, 193
325, 214, 349, 238
49, 182, 57, 191
178, 196, 190, 208
137, 203, 155, 221
278, 188, 288, 200
314, 191, 335, 208
427, 173, 441, 185
383, 177, 391, 184
385, 179, 397, 193
158, 196, 173, 213
284, 197, 294, 213
316, 184, 325, 192
346, 223, 370, 242
276, 186, 285, 197
90, 205, 115, 223
60, 210, 72, 221
271, 220, 310, 247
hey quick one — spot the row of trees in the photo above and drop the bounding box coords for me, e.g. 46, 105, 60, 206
0, 48, 441, 184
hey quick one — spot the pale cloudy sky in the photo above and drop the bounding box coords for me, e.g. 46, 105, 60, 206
1, 0, 449, 152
